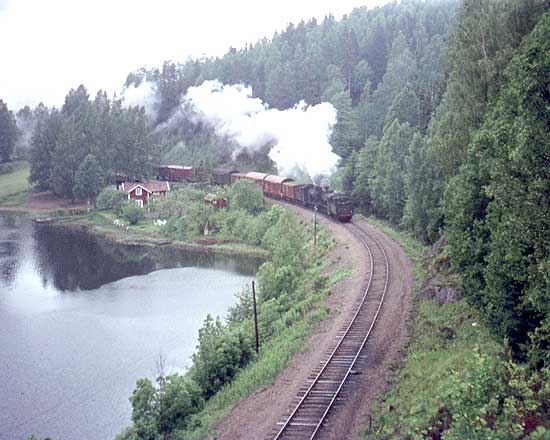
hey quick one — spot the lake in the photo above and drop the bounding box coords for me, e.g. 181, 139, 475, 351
0, 213, 260, 440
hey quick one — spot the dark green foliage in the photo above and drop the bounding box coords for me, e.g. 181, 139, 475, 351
0, 99, 18, 163
370, 120, 416, 223
73, 154, 104, 202
28, 85, 156, 199
445, 12, 550, 364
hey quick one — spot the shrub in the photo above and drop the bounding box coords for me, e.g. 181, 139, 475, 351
122, 200, 145, 225
96, 187, 126, 212
229, 179, 264, 214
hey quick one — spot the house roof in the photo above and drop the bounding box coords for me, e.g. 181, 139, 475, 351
246, 172, 269, 181
123, 180, 170, 193
265, 175, 293, 185
163, 165, 192, 170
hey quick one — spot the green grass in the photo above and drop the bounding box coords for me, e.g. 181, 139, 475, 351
364, 300, 502, 440
0, 161, 32, 205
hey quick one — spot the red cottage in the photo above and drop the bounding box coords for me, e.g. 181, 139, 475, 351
121, 180, 170, 207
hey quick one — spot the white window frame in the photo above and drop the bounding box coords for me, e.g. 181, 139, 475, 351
136, 199, 143, 208
135, 187, 142, 196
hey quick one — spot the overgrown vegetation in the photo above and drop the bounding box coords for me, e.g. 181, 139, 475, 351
116, 182, 335, 440
361, 219, 550, 440
365, 299, 550, 440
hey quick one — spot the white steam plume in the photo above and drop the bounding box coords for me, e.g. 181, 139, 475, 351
120, 81, 159, 120
183, 80, 339, 181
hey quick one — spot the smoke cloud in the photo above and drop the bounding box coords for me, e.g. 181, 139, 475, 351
120, 81, 159, 120
182, 80, 339, 181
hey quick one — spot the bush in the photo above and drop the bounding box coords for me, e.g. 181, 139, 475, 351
229, 179, 264, 214
191, 315, 254, 399
122, 200, 145, 225
96, 187, 126, 212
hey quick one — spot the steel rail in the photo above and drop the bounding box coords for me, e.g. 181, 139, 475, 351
272, 221, 390, 440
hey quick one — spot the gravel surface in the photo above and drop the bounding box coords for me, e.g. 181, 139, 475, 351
213, 206, 413, 440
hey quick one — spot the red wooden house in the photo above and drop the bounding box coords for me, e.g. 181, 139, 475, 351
121, 180, 170, 207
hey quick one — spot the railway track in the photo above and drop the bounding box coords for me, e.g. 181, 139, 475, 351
269, 221, 390, 440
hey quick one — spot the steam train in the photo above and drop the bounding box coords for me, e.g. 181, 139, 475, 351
156, 165, 354, 222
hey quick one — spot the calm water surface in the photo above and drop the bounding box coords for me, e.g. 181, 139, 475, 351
0, 213, 260, 440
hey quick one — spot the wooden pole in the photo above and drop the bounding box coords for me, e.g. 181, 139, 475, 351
314, 207, 317, 249
252, 281, 259, 354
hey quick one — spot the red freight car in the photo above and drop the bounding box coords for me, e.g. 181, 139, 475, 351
230, 172, 247, 184
158, 165, 193, 182
282, 181, 304, 202
264, 175, 294, 199
245, 172, 269, 187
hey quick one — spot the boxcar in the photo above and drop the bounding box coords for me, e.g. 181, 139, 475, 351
264, 175, 294, 199
230, 172, 248, 184
212, 168, 239, 185
245, 172, 269, 188
282, 182, 304, 203
158, 165, 193, 181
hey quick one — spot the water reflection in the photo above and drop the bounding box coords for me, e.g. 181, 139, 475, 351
31, 223, 261, 292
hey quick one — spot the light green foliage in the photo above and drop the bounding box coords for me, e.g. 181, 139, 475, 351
228, 179, 263, 214
117, 374, 204, 440
96, 187, 126, 212
122, 200, 145, 225
191, 315, 253, 399
0, 161, 32, 205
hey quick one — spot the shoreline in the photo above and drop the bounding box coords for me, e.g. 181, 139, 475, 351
0, 206, 270, 260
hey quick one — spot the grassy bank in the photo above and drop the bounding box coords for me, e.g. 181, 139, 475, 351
0, 161, 31, 205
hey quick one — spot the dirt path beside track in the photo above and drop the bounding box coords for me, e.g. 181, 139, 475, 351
214, 206, 413, 440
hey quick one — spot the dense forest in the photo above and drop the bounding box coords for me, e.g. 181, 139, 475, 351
1, 0, 549, 437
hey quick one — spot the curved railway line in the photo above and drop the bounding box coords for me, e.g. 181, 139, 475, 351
270, 221, 390, 440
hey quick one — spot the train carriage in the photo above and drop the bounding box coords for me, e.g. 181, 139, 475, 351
158, 165, 193, 182
282, 182, 304, 203
212, 168, 239, 185
264, 175, 294, 199
230, 172, 247, 184
245, 172, 269, 187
